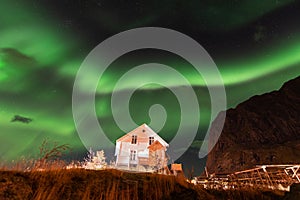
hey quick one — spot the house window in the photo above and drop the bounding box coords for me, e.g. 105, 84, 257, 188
131, 135, 137, 144
149, 136, 154, 145
130, 150, 137, 161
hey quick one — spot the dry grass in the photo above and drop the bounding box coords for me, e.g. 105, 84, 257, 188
0, 159, 288, 200
0, 168, 214, 200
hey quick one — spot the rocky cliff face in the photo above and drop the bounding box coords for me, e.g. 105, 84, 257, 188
206, 76, 300, 173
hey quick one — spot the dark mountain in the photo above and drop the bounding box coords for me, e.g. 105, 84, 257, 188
206, 76, 300, 173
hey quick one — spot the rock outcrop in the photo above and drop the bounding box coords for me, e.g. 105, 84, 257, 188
206, 76, 300, 173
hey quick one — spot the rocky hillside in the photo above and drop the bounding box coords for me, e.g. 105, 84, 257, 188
206, 76, 300, 173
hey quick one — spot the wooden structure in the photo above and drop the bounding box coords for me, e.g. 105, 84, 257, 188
171, 163, 183, 176
115, 124, 169, 171
171, 163, 183, 171
229, 165, 300, 190
194, 164, 300, 191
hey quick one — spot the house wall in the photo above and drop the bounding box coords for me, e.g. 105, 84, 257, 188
116, 142, 167, 167
116, 141, 150, 166
149, 149, 167, 167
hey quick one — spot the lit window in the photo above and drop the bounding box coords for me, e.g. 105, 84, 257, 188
130, 150, 137, 161
149, 137, 154, 145
131, 135, 137, 144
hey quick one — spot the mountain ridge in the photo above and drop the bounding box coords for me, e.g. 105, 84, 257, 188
206, 76, 300, 173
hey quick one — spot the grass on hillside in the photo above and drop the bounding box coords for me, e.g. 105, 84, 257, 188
0, 168, 213, 200
0, 167, 289, 200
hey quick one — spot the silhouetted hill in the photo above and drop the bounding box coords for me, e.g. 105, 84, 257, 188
207, 76, 300, 173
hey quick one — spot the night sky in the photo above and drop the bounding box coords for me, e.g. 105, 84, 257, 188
1, 0, 300, 169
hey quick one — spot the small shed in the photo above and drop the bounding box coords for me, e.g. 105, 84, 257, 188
171, 163, 183, 176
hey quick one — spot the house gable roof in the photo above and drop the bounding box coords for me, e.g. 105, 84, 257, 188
116, 123, 169, 147
148, 140, 165, 151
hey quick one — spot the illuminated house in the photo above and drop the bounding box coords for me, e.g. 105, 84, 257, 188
115, 124, 169, 171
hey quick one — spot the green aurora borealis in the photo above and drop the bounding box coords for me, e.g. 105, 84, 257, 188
0, 0, 300, 168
